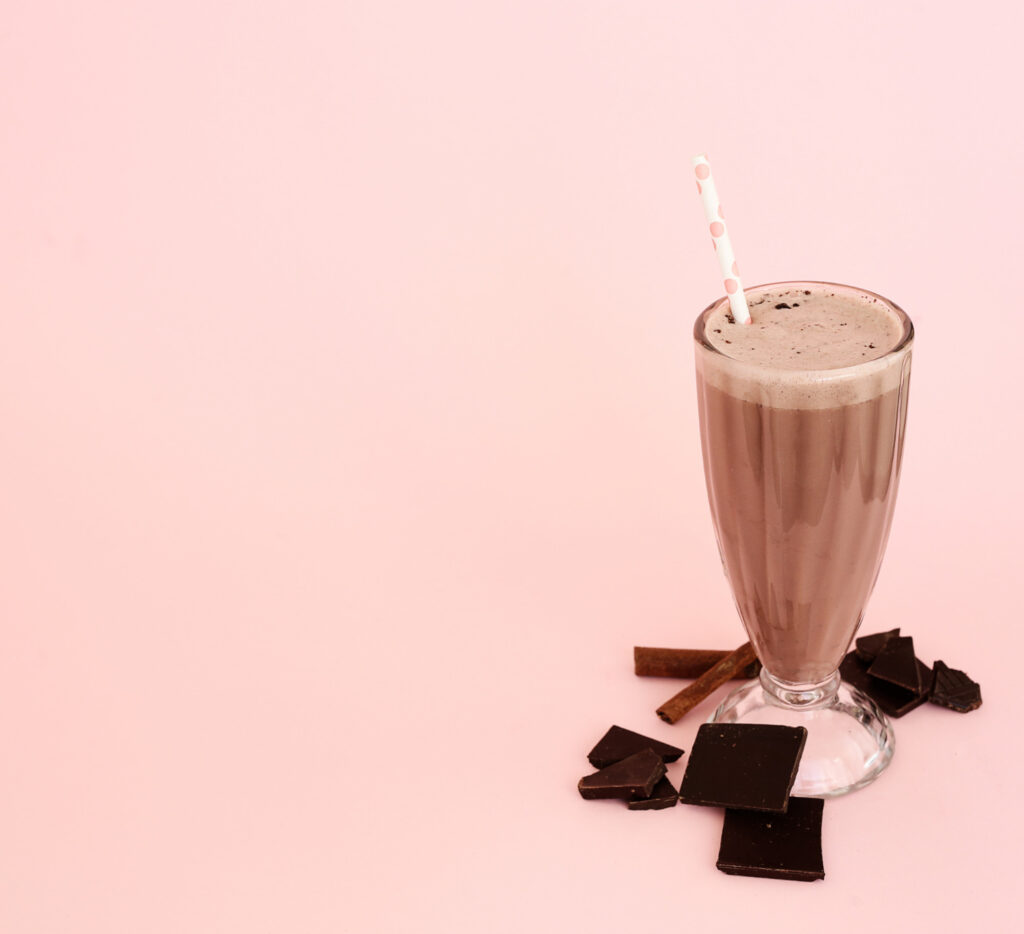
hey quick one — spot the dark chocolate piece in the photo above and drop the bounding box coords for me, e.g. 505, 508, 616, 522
854, 627, 900, 663
627, 775, 678, 811
678, 723, 807, 813
657, 642, 758, 724
634, 646, 761, 680
839, 652, 931, 718
578, 749, 666, 800
867, 635, 923, 693
587, 725, 684, 769
929, 660, 982, 712
717, 796, 825, 882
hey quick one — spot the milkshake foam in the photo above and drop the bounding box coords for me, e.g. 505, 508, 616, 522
698, 284, 910, 408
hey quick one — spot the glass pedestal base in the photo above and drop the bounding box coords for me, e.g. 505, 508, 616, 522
708, 669, 894, 798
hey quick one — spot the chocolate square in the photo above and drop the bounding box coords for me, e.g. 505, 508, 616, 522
854, 627, 900, 663
578, 749, 666, 800
867, 635, 924, 693
840, 652, 931, 718
717, 796, 825, 882
587, 725, 684, 769
678, 723, 807, 813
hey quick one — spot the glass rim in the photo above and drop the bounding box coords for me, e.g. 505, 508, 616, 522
693, 280, 915, 373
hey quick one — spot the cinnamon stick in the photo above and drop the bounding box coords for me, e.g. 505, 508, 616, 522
656, 642, 758, 724
634, 646, 761, 680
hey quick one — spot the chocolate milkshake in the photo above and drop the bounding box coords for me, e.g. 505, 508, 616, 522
695, 282, 913, 686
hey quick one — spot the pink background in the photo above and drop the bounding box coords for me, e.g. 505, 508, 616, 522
1, 1, 1021, 930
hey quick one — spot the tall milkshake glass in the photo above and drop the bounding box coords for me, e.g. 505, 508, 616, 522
694, 281, 913, 797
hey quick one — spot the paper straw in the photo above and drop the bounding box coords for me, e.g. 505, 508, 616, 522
692, 153, 750, 324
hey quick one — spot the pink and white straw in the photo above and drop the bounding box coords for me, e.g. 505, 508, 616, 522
692, 153, 750, 324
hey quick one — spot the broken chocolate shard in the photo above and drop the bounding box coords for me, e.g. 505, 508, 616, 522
929, 661, 982, 712
854, 627, 900, 664
627, 775, 678, 811
918, 659, 936, 696
717, 796, 825, 882
678, 723, 807, 813
774, 303, 791, 309
587, 725, 684, 769
578, 749, 666, 800
839, 652, 931, 718
867, 635, 923, 693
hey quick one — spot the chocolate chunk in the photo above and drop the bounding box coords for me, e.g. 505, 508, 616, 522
855, 627, 900, 663
717, 797, 825, 882
929, 661, 982, 712
774, 303, 791, 309
918, 660, 936, 696
867, 635, 923, 693
627, 775, 679, 811
587, 725, 684, 769
578, 749, 666, 800
678, 723, 806, 813
839, 652, 931, 718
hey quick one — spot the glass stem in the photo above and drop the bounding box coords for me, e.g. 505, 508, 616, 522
760, 668, 840, 709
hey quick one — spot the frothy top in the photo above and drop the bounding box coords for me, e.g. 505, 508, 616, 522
695, 283, 913, 409
704, 287, 903, 369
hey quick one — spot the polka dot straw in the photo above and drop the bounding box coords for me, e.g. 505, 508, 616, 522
693, 153, 750, 324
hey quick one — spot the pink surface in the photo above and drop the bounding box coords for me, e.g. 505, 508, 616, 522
1, 1, 1021, 930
